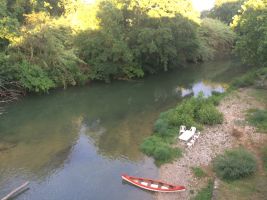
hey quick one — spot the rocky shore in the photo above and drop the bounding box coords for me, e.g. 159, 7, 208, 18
156, 88, 267, 200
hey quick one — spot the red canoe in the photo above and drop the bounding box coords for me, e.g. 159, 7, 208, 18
121, 174, 186, 192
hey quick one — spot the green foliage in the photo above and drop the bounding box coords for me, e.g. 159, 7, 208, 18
231, 67, 267, 88
247, 109, 267, 133
213, 148, 257, 180
75, 0, 200, 81
192, 167, 207, 178
18, 61, 55, 92
232, 0, 267, 68
197, 18, 236, 61
262, 146, 267, 171
0, 0, 244, 94
197, 104, 223, 125
209, 0, 245, 24
140, 136, 182, 165
141, 94, 223, 164
194, 180, 213, 200
9, 12, 89, 89
194, 181, 213, 200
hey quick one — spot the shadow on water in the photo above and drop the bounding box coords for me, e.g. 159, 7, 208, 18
0, 59, 246, 200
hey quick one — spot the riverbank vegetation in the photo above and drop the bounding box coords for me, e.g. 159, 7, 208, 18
193, 180, 213, 200
140, 94, 223, 165
247, 109, 267, 133
0, 0, 237, 98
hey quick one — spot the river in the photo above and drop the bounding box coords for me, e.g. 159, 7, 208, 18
0, 59, 245, 200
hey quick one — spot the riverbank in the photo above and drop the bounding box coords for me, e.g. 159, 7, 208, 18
156, 88, 267, 200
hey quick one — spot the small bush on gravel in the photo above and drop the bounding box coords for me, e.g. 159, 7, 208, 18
262, 146, 267, 172
213, 148, 257, 180
247, 109, 267, 133
197, 104, 223, 125
192, 167, 206, 178
194, 180, 213, 200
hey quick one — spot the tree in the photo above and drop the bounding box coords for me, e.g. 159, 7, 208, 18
75, 0, 200, 81
209, 0, 245, 24
232, 0, 267, 68
197, 18, 236, 61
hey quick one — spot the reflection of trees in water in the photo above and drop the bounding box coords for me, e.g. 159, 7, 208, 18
0, 115, 82, 180
175, 80, 228, 97
83, 110, 159, 162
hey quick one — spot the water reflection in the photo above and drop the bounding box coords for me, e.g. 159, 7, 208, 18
176, 80, 227, 97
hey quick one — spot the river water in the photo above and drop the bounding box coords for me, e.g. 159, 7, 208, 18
0, 60, 245, 200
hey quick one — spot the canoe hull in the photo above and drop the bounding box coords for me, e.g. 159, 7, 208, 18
121, 174, 186, 193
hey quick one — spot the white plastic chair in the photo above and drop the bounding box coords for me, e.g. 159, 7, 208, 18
193, 131, 200, 139
189, 127, 196, 135
179, 125, 186, 135
187, 138, 196, 148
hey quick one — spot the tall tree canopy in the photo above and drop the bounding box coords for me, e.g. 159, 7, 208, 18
232, 0, 267, 68
209, 0, 245, 24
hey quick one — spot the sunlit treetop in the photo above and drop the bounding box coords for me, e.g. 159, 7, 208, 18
105, 0, 200, 23
215, 0, 241, 7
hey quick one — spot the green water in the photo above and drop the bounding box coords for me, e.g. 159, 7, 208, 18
0, 59, 245, 200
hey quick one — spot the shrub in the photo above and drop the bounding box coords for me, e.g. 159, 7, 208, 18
262, 146, 267, 172
154, 146, 182, 165
231, 71, 256, 88
209, 92, 225, 106
154, 119, 169, 135
140, 136, 182, 165
197, 104, 223, 125
194, 180, 213, 200
231, 67, 267, 88
18, 61, 55, 92
247, 109, 267, 132
192, 167, 206, 178
213, 148, 257, 180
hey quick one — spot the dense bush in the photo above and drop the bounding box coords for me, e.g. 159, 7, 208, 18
18, 61, 55, 92
197, 104, 223, 125
247, 109, 267, 133
213, 148, 257, 180
140, 136, 182, 165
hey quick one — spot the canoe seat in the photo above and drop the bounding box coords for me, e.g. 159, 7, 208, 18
141, 182, 148, 186
151, 184, 158, 188
161, 186, 169, 190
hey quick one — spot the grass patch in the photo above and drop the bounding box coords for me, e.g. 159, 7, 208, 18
213, 148, 257, 181
231, 67, 267, 88
140, 93, 224, 165
192, 167, 206, 178
194, 180, 213, 200
247, 109, 267, 133
262, 146, 267, 172
216, 174, 267, 200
